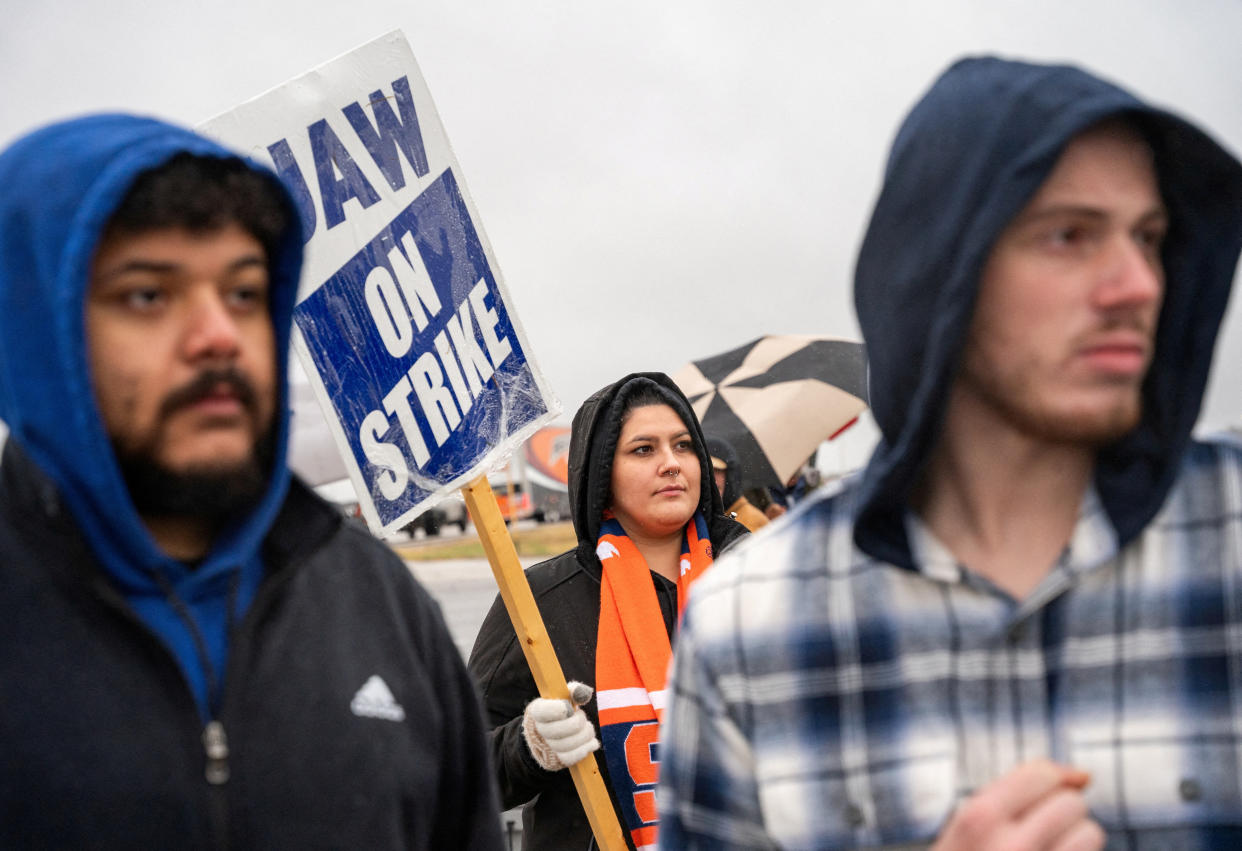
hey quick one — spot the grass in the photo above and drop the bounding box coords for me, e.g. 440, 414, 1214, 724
393, 520, 579, 561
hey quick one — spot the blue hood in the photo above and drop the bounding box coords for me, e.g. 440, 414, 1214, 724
0, 114, 304, 713
853, 57, 1242, 568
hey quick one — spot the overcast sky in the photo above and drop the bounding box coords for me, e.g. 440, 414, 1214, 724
4, 0, 1241, 457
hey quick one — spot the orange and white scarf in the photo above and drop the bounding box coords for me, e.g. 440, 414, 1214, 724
595, 511, 714, 850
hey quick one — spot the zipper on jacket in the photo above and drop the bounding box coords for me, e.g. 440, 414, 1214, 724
203, 720, 230, 784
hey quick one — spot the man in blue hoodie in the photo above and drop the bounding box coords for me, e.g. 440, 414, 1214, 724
658, 58, 1242, 850
0, 114, 504, 848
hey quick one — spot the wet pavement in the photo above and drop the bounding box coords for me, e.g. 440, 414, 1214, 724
403, 556, 540, 664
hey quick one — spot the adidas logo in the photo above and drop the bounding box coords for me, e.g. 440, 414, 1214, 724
350, 675, 406, 722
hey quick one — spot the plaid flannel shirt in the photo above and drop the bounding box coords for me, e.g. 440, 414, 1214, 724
658, 438, 1242, 850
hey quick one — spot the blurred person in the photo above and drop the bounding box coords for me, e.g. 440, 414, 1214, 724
705, 434, 769, 532
746, 485, 787, 520
469, 372, 747, 849
0, 115, 504, 848
785, 461, 822, 506
658, 57, 1242, 849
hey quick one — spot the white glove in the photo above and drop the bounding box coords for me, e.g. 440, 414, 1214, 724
522, 681, 600, 771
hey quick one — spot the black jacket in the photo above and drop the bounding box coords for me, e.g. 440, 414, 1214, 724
0, 442, 505, 850
468, 373, 748, 849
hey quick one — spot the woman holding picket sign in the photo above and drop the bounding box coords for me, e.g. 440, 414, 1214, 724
468, 372, 748, 849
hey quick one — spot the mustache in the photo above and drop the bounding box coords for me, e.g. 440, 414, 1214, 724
1075, 313, 1156, 344
1099, 314, 1154, 333
159, 367, 259, 419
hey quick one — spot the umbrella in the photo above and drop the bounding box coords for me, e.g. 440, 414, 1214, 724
671, 335, 868, 493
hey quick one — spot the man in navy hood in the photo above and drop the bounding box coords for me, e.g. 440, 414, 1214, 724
0, 114, 504, 848
658, 58, 1242, 849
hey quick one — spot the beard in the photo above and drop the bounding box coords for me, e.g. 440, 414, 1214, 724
958, 359, 1144, 447
114, 429, 275, 522
112, 367, 276, 523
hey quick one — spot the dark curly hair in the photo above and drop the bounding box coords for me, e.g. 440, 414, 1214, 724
103, 152, 292, 261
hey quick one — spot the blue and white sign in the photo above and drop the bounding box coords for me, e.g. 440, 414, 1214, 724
202, 31, 558, 535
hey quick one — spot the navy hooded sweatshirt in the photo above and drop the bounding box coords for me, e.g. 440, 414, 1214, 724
853, 57, 1242, 566
0, 114, 303, 718
657, 57, 1242, 851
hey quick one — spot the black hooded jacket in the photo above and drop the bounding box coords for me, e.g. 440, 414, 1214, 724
853, 57, 1242, 564
467, 373, 747, 849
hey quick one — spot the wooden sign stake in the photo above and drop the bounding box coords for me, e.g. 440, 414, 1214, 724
461, 475, 627, 851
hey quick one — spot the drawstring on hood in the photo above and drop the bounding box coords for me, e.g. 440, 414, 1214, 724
0, 114, 304, 716
853, 57, 1242, 569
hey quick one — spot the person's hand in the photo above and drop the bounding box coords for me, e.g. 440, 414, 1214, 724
932, 760, 1104, 851
522, 681, 600, 771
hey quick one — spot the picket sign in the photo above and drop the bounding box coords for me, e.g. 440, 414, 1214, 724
202, 29, 557, 536
201, 31, 625, 849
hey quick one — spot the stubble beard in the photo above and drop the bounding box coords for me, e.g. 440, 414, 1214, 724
960, 359, 1144, 447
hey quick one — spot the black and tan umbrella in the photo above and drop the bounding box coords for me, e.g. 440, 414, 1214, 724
671, 335, 868, 493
